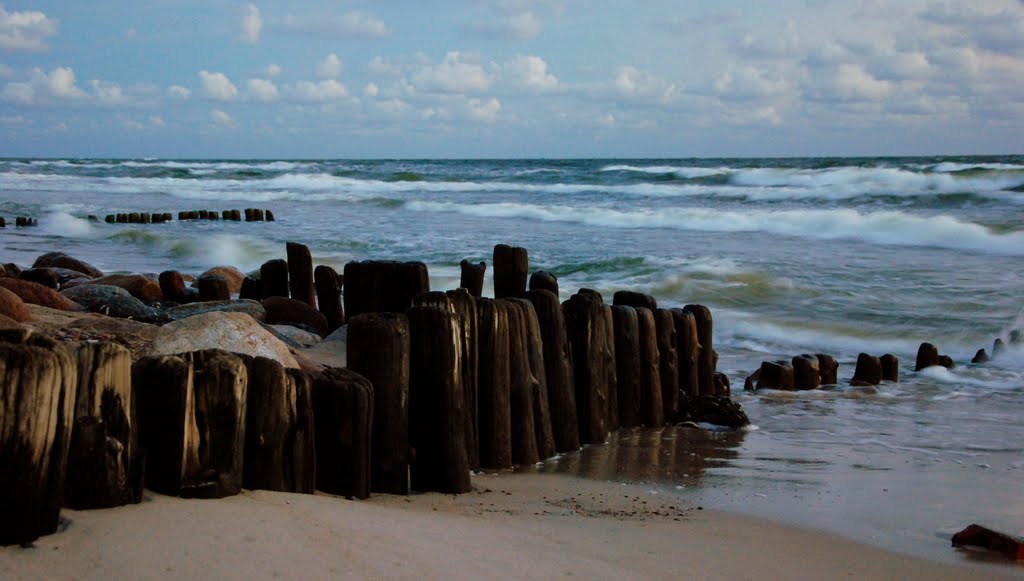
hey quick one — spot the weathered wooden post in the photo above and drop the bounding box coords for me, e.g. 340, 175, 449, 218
493, 244, 528, 299
525, 289, 579, 453
792, 354, 821, 391
188, 350, 248, 498
260, 259, 290, 299
0, 335, 78, 546
817, 354, 839, 385
506, 300, 539, 465
459, 259, 485, 298
286, 242, 315, 307
756, 360, 795, 390
447, 289, 480, 470
671, 308, 699, 397
197, 274, 230, 302
314, 265, 345, 333
563, 291, 614, 445
348, 313, 410, 495
477, 298, 512, 469
529, 271, 558, 295
613, 291, 657, 312
636, 307, 664, 427
407, 306, 471, 493
880, 354, 899, 382
684, 304, 715, 396
654, 309, 679, 422
851, 353, 882, 386
311, 367, 373, 499
612, 305, 642, 428
915, 343, 940, 371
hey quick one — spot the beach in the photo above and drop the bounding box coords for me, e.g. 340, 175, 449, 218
1, 472, 1009, 580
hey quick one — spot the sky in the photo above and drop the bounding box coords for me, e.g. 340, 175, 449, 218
0, 0, 1022, 158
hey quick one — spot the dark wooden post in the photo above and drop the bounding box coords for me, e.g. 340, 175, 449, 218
528, 271, 558, 295
613, 291, 657, 312
563, 291, 612, 445
851, 353, 883, 386
133, 354, 194, 496
684, 304, 715, 396
757, 360, 795, 390
311, 367, 373, 499
260, 259, 290, 299
915, 343, 939, 371
459, 259, 485, 298
506, 300, 539, 465
817, 354, 839, 385
314, 265, 345, 333
611, 305, 642, 428
792, 354, 821, 390
880, 354, 899, 382
636, 307, 664, 427
477, 298, 512, 469
188, 350, 248, 498
447, 289, 480, 471
671, 308, 699, 397
493, 244, 528, 299
407, 306, 471, 493
286, 242, 316, 307
525, 290, 579, 453
347, 312, 410, 495
197, 274, 230, 302
0, 338, 78, 546
654, 309, 679, 423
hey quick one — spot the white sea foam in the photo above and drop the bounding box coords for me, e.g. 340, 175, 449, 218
930, 162, 1024, 173
600, 164, 727, 178
406, 201, 1024, 255
38, 209, 97, 238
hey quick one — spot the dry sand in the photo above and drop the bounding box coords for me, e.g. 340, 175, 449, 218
1, 472, 1011, 580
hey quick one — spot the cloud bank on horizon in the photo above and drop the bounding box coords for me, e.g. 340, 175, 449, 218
0, 0, 1021, 158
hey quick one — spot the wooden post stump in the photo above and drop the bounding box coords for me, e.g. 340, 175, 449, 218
684, 304, 714, 396
477, 298, 512, 469
525, 290, 579, 453
563, 291, 614, 445
671, 308, 700, 397
65, 342, 141, 509
880, 354, 899, 382
311, 367, 373, 499
348, 313, 410, 495
654, 309, 679, 423
314, 265, 345, 333
188, 350, 248, 498
613, 291, 657, 312
792, 354, 821, 391
239, 276, 263, 301
611, 305, 643, 428
0, 337, 78, 546
757, 360, 795, 390
286, 242, 315, 307
447, 289, 480, 471
459, 259, 485, 298
528, 271, 558, 296
344, 260, 430, 319
851, 353, 883, 386
506, 300, 539, 466
407, 306, 471, 493
493, 244, 528, 299
915, 343, 940, 371
636, 307, 664, 427
197, 274, 230, 302
133, 354, 194, 496
817, 354, 839, 385
260, 259, 290, 299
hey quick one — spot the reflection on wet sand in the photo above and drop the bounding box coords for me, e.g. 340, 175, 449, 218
528, 426, 747, 489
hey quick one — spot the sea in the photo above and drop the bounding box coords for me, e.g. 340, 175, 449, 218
2, 157, 1023, 570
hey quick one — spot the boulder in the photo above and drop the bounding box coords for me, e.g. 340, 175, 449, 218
60, 284, 169, 324
66, 317, 160, 359
262, 296, 329, 337
269, 324, 322, 347
197, 266, 245, 293
0, 287, 31, 322
675, 394, 750, 428
166, 299, 266, 322
18, 268, 59, 289
32, 252, 103, 278
87, 274, 162, 303
147, 311, 299, 369
0, 278, 83, 311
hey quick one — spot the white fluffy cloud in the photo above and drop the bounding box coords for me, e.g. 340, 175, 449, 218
316, 53, 343, 79
287, 79, 348, 102
501, 55, 559, 92
0, 6, 57, 51
168, 85, 191, 99
247, 78, 278, 101
467, 97, 502, 122
614, 66, 679, 104
240, 4, 262, 44
264, 64, 282, 77
199, 70, 238, 101
282, 10, 389, 39
2, 66, 85, 104
411, 52, 492, 94
210, 109, 233, 126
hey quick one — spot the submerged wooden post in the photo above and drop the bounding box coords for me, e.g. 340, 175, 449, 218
792, 354, 821, 391
851, 353, 883, 386
348, 313, 410, 495
880, 354, 899, 383
407, 306, 471, 493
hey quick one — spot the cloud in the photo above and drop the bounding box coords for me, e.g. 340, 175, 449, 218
168, 85, 191, 99
2, 66, 85, 105
264, 64, 282, 77
613, 66, 679, 104
90, 79, 128, 106
467, 97, 502, 122
411, 52, 492, 94
466, 11, 542, 40
364, 82, 379, 98
247, 78, 278, 101
282, 10, 389, 39
199, 70, 238, 101
287, 79, 348, 102
501, 55, 560, 92
240, 4, 262, 44
210, 109, 233, 126
316, 53, 343, 79
0, 6, 57, 52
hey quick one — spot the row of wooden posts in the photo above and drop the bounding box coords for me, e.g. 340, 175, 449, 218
0, 216, 38, 227
0, 243, 725, 546
101, 208, 276, 224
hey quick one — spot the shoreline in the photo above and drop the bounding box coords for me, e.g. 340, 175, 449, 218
1, 471, 1011, 580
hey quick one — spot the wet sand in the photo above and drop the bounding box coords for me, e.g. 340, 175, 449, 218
0, 472, 1008, 580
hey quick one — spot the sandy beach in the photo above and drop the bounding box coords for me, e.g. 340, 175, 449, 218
1, 472, 1011, 580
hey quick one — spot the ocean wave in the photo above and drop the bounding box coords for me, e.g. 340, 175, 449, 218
600, 164, 728, 179
406, 201, 1024, 255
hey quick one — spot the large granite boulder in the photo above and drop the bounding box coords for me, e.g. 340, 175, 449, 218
0, 286, 31, 322
166, 299, 266, 322
196, 266, 246, 294
147, 311, 298, 369
0, 278, 83, 311
86, 274, 162, 303
60, 284, 169, 324
32, 252, 102, 278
